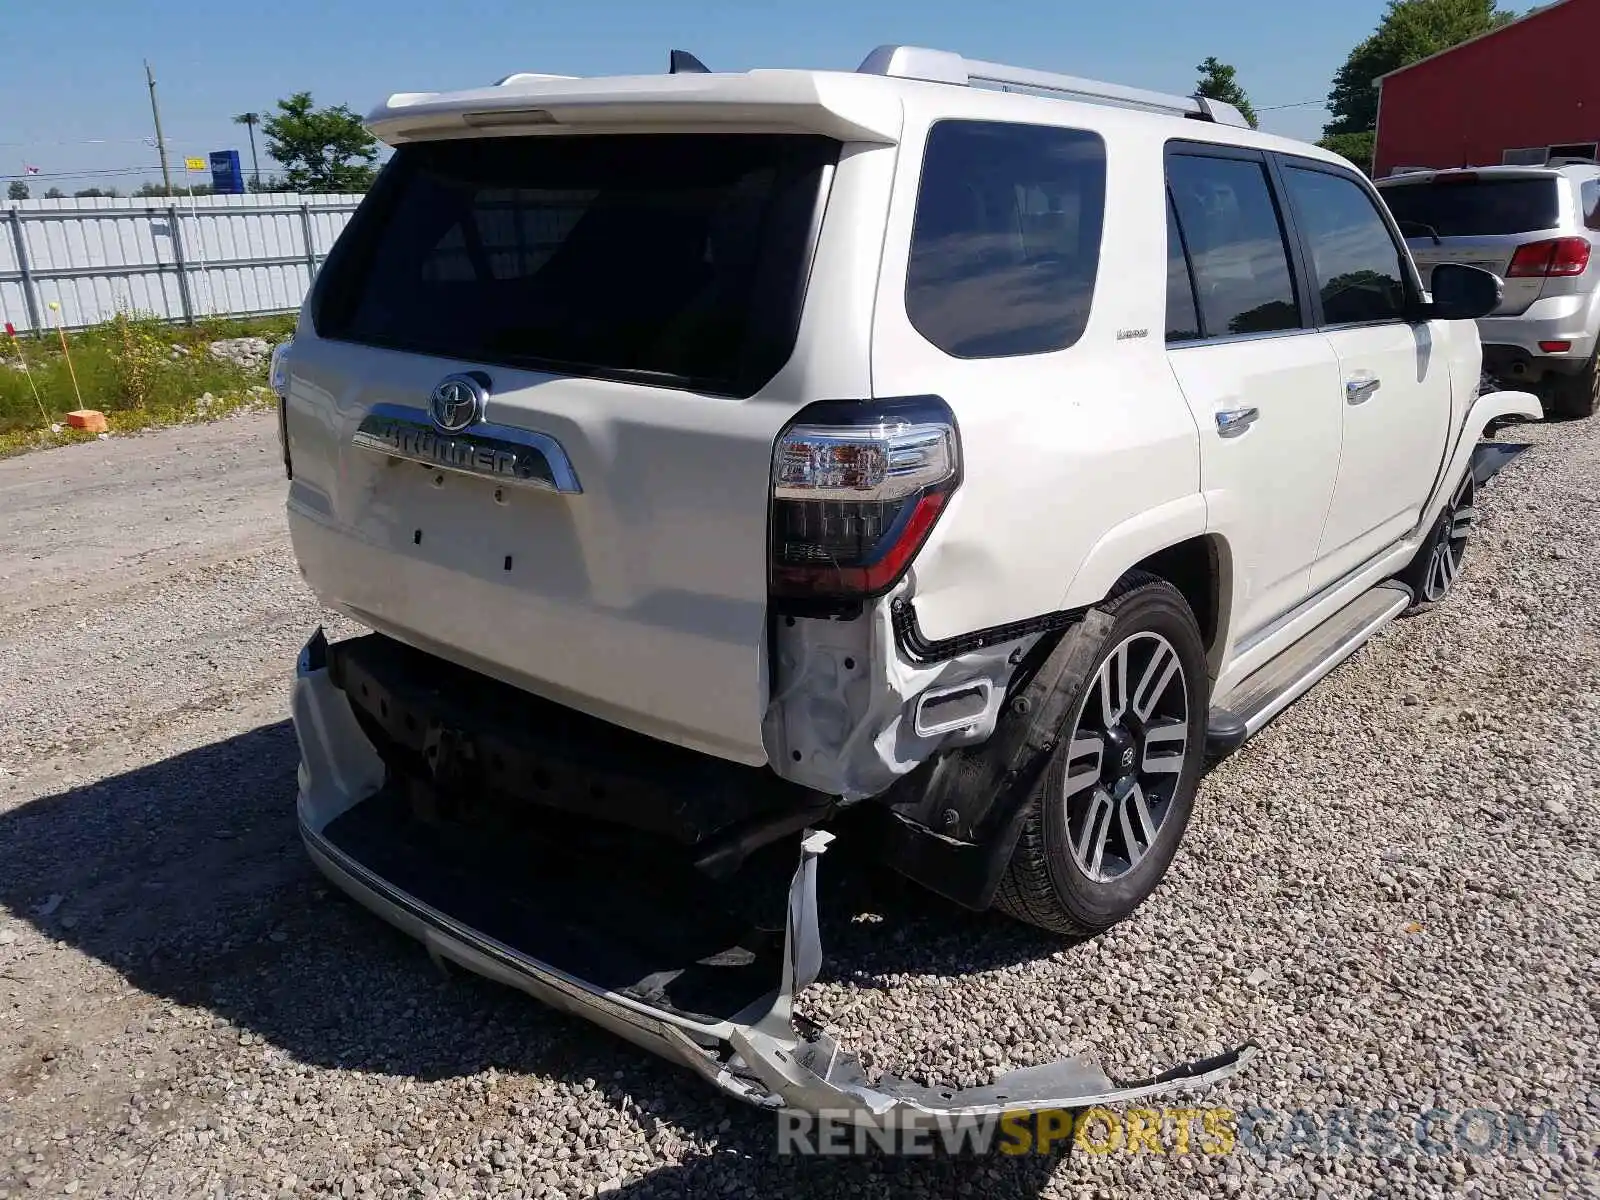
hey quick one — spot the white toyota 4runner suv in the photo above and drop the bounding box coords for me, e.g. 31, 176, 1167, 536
276, 46, 1539, 1122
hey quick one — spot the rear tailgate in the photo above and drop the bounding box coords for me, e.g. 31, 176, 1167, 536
1382, 173, 1564, 315
284, 131, 846, 766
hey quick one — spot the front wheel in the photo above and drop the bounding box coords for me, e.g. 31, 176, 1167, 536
1398, 469, 1475, 613
994, 574, 1209, 937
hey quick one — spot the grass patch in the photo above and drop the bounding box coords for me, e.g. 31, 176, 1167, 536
0, 312, 295, 457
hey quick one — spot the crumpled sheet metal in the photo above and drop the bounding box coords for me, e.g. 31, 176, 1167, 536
296, 643, 1254, 1126
672, 828, 1255, 1124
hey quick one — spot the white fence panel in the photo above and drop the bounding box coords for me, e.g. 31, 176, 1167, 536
0, 192, 360, 332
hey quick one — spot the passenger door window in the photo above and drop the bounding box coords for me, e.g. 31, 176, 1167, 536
1165, 153, 1301, 339
1281, 165, 1409, 326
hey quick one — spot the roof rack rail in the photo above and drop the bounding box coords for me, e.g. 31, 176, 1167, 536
494, 72, 578, 86
856, 44, 1250, 128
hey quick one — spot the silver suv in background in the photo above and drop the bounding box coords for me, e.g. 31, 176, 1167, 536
1379, 164, 1600, 418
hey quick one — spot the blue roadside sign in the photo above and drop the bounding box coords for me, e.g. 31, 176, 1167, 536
210, 150, 245, 195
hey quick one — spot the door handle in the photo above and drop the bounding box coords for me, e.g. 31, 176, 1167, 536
1214, 407, 1259, 438
1345, 375, 1381, 404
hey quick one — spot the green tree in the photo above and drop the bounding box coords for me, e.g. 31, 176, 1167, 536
7, 180, 29, 201
43, 187, 65, 199
133, 181, 216, 198
1195, 57, 1258, 129
1319, 130, 1378, 176
1324, 0, 1516, 137
73, 187, 119, 198
262, 92, 379, 193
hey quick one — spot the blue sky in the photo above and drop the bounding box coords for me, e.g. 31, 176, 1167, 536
2, 0, 1389, 191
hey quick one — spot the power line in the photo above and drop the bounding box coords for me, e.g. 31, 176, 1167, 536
1258, 98, 1328, 111
0, 137, 156, 148
1, 166, 164, 182
0, 127, 232, 148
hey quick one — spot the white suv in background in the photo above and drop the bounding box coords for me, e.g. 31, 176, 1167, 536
1380, 163, 1600, 418
274, 45, 1538, 1122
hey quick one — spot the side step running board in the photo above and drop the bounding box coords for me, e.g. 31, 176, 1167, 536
1207, 581, 1413, 756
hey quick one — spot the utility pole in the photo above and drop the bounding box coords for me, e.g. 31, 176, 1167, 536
145, 59, 172, 195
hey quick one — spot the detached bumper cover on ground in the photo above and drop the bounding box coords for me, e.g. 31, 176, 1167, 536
291, 630, 1254, 1123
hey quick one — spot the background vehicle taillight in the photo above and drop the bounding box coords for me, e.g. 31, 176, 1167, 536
1506, 237, 1592, 278
769, 396, 960, 601
269, 339, 293, 479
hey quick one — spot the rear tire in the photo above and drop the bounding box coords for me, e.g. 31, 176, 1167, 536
1546, 350, 1599, 420
994, 574, 1209, 937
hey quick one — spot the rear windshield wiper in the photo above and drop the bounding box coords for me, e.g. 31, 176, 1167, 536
1397, 219, 1443, 246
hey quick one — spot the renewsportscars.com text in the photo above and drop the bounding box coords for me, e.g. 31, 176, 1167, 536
777, 1105, 1564, 1158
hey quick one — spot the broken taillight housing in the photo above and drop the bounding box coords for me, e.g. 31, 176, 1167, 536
769, 396, 960, 600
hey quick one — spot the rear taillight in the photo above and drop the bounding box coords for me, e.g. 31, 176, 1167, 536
1506, 237, 1592, 278
769, 396, 960, 601
269, 339, 293, 479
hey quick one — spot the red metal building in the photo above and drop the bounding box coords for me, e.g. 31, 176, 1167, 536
1374, 0, 1600, 178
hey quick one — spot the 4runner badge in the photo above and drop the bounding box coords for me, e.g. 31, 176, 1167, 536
352, 402, 584, 495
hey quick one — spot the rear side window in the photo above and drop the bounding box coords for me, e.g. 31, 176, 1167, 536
1282, 166, 1408, 325
906, 120, 1106, 358
1380, 177, 1559, 236
1166, 153, 1300, 338
313, 134, 838, 397
1583, 180, 1600, 231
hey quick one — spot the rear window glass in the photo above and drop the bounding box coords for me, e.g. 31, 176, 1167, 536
906, 120, 1106, 358
1381, 178, 1559, 236
312, 134, 838, 397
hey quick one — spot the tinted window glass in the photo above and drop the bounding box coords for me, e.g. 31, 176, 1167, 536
1583, 180, 1600, 231
1283, 167, 1408, 325
1380, 177, 1559, 236
906, 121, 1106, 358
1166, 154, 1300, 338
1166, 194, 1200, 342
313, 134, 838, 397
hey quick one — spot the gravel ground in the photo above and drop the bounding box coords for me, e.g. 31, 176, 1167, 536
0, 411, 1596, 1199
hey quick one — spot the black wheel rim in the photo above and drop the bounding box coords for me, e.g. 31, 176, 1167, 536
1061, 632, 1190, 884
1423, 472, 1475, 603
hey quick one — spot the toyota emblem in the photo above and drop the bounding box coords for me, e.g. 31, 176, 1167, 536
428, 374, 487, 434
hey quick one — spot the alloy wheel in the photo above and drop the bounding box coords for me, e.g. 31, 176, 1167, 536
1422, 471, 1476, 603
1061, 632, 1190, 884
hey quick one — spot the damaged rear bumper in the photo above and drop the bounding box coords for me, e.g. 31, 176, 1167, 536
292, 629, 1253, 1123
